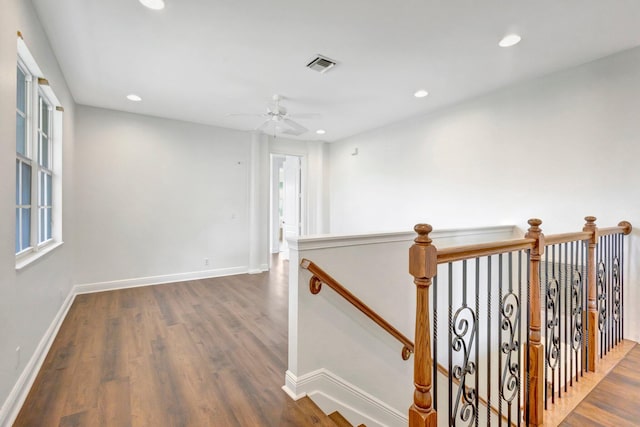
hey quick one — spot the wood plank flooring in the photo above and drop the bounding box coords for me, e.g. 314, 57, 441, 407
560, 343, 640, 427
14, 256, 338, 427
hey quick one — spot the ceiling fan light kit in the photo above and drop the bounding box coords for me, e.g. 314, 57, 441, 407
244, 94, 321, 137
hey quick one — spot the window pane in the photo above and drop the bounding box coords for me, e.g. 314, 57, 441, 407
17, 66, 26, 112
46, 173, 52, 205
16, 112, 26, 155
16, 160, 20, 205
21, 208, 30, 251
40, 97, 49, 136
21, 162, 31, 205
39, 208, 44, 243
15, 208, 20, 253
40, 135, 49, 168
39, 171, 45, 206
46, 208, 52, 240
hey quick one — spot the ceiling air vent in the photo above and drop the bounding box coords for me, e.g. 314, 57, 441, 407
306, 55, 337, 73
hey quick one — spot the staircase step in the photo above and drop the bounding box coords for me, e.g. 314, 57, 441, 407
328, 410, 366, 427
279, 396, 340, 426
328, 411, 353, 427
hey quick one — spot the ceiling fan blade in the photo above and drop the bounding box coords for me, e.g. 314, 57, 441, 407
286, 113, 322, 119
226, 113, 267, 118
282, 118, 308, 136
256, 120, 272, 132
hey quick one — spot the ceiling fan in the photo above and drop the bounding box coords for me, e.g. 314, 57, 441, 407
229, 95, 320, 136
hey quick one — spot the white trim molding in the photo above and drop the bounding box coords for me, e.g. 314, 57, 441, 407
74, 266, 248, 294
282, 369, 408, 427
289, 224, 517, 251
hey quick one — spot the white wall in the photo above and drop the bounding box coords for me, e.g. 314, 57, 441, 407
329, 46, 640, 341
73, 106, 253, 286
0, 0, 76, 418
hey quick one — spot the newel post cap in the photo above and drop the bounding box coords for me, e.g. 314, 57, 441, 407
410, 224, 437, 279
583, 216, 598, 243
526, 218, 544, 256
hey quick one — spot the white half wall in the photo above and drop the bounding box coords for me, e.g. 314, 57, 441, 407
0, 0, 77, 421
328, 46, 640, 342
73, 106, 253, 285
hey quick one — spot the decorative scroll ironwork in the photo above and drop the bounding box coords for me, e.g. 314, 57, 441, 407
546, 278, 560, 370
500, 292, 520, 404
597, 260, 607, 332
451, 306, 477, 426
570, 270, 584, 352
612, 257, 621, 322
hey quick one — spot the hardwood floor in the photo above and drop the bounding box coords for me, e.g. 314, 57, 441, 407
14, 256, 338, 427
560, 343, 640, 427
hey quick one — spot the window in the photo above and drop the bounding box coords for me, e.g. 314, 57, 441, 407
15, 36, 63, 266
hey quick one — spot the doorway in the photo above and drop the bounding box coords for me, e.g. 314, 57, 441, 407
270, 154, 302, 260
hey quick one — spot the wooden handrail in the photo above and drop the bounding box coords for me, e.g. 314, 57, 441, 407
436, 238, 536, 264
599, 221, 632, 237
300, 258, 415, 360
544, 231, 592, 246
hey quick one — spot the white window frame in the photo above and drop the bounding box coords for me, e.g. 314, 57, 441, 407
16, 37, 63, 269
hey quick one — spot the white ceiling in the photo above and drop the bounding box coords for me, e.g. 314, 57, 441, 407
31, 0, 640, 142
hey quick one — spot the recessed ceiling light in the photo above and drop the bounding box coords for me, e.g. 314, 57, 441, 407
139, 0, 165, 10
316, 129, 326, 135
499, 34, 521, 48
126, 94, 142, 102
414, 89, 429, 98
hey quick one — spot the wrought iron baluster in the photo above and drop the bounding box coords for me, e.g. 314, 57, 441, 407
449, 263, 453, 425
546, 245, 560, 405
525, 250, 531, 426
597, 238, 606, 359
451, 260, 478, 426
475, 259, 480, 427
433, 275, 438, 411
570, 241, 584, 385
612, 236, 621, 348
564, 242, 568, 393
517, 251, 523, 427
487, 256, 492, 427
499, 252, 520, 426
498, 254, 503, 424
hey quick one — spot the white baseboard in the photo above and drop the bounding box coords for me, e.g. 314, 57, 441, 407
248, 263, 269, 275
0, 289, 76, 427
282, 369, 407, 427
74, 266, 249, 294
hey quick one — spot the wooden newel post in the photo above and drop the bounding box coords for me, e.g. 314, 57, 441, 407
408, 224, 438, 427
583, 216, 598, 372
525, 218, 544, 426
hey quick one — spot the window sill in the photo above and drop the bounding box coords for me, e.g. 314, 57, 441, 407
15, 241, 64, 271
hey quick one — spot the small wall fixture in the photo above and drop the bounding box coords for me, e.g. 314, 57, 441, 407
127, 94, 142, 102
414, 89, 429, 98
316, 129, 326, 135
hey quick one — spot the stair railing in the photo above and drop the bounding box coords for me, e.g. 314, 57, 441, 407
300, 258, 415, 360
409, 217, 631, 427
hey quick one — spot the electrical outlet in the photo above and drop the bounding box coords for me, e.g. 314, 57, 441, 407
204, 258, 209, 266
